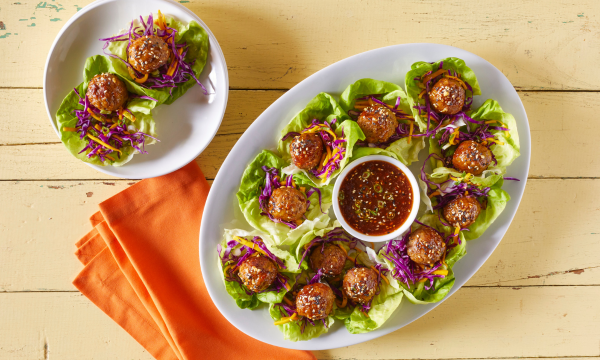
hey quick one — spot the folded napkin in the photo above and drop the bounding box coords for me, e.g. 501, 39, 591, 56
73, 162, 315, 360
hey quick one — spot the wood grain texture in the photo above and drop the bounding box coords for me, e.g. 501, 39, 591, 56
0, 179, 598, 292
1, 288, 599, 360
0, 0, 598, 90
1, 91, 599, 179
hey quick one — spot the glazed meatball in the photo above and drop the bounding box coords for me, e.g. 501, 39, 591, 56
357, 106, 398, 143
296, 283, 335, 320
267, 187, 308, 222
443, 195, 481, 228
238, 256, 278, 293
127, 35, 170, 74
343, 267, 378, 304
86, 73, 128, 112
407, 227, 446, 266
290, 133, 325, 170
428, 77, 466, 115
452, 140, 493, 175
309, 244, 346, 277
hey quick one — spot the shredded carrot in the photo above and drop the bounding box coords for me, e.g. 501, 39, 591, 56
282, 280, 292, 291
232, 236, 269, 257
428, 190, 441, 198
105, 154, 115, 161
87, 108, 102, 121
122, 110, 136, 122
408, 122, 414, 144
166, 48, 184, 77
283, 296, 293, 306
94, 124, 102, 131
274, 312, 298, 326
62, 127, 78, 132
127, 66, 149, 84
370, 266, 389, 285
418, 89, 427, 99
443, 75, 468, 90
423, 68, 448, 85
86, 133, 122, 154
361, 309, 370, 318
432, 269, 449, 276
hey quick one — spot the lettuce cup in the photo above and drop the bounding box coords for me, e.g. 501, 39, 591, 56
278, 93, 363, 187
379, 214, 467, 304
405, 57, 481, 134
237, 150, 334, 246
101, 11, 209, 105
339, 78, 425, 166
56, 55, 159, 166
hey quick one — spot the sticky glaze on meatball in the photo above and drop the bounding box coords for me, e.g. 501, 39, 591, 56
428, 77, 466, 115
86, 73, 128, 112
357, 106, 398, 143
452, 140, 493, 175
443, 195, 481, 229
309, 244, 346, 277
290, 133, 324, 170
296, 283, 335, 320
343, 267, 378, 304
407, 227, 446, 266
267, 187, 308, 222
127, 35, 170, 74
238, 256, 278, 293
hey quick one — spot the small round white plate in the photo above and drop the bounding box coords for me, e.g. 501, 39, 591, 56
44, 0, 228, 179
200, 44, 530, 350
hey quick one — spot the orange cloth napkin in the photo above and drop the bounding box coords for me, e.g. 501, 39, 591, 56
73, 162, 315, 360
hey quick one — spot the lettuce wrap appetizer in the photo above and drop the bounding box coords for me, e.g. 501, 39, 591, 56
236, 150, 333, 246
405, 57, 481, 134
101, 11, 209, 105
339, 78, 425, 166
277, 93, 364, 187
380, 214, 466, 304
56, 55, 158, 166
426, 99, 520, 187
217, 229, 300, 310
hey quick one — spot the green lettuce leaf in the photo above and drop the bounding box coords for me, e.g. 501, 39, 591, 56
269, 304, 335, 342
277, 93, 363, 187
55, 55, 158, 167
236, 150, 334, 246
462, 183, 510, 241
105, 15, 209, 105
405, 57, 481, 132
339, 78, 425, 166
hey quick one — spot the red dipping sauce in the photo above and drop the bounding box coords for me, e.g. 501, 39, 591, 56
338, 160, 413, 236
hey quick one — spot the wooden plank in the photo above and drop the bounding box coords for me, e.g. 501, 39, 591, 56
0, 1, 599, 90
1, 91, 600, 179
0, 89, 284, 145
0, 179, 597, 292
1, 287, 599, 359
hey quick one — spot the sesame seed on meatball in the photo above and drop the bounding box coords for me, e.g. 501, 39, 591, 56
343, 267, 378, 304
452, 140, 493, 175
309, 244, 346, 277
238, 256, 278, 293
267, 187, 308, 222
290, 132, 325, 170
127, 35, 170, 74
86, 73, 129, 112
296, 283, 335, 320
407, 226, 446, 266
428, 77, 466, 115
357, 105, 398, 143
443, 195, 481, 229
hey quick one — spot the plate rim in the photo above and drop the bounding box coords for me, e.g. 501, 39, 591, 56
42, 0, 230, 179
200, 42, 530, 350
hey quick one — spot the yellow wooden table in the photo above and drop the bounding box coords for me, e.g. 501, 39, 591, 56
1, 1, 599, 359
